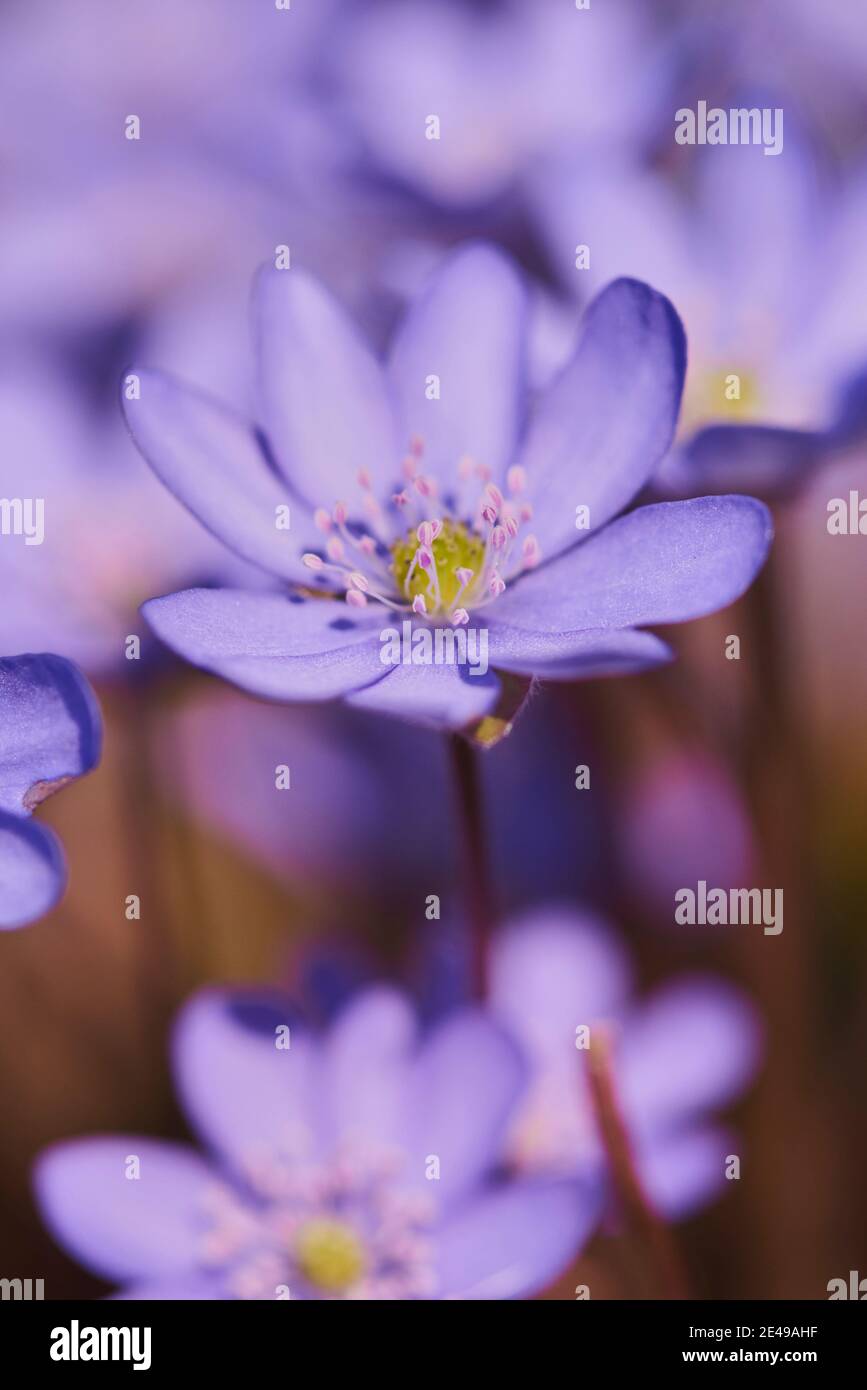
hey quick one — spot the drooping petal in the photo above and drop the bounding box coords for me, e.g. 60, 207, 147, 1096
142, 589, 387, 702
0, 812, 65, 930
346, 658, 501, 730
34, 1138, 217, 1283
254, 267, 400, 506
387, 243, 527, 486
487, 622, 673, 678
172, 989, 323, 1175
436, 1180, 598, 1299
122, 369, 321, 583
321, 988, 416, 1154
617, 978, 762, 1143
406, 1010, 527, 1207
491, 497, 773, 633
490, 910, 632, 1060
516, 278, 686, 559
0, 653, 102, 815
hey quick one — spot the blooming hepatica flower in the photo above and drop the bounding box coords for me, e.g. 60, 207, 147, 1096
535, 132, 867, 499
35, 988, 597, 1300
0, 653, 102, 929
126, 243, 772, 730
489, 908, 762, 1217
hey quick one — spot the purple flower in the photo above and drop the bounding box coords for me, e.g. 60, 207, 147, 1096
35, 987, 596, 1300
0, 653, 102, 929
535, 132, 867, 498
126, 244, 772, 730
489, 908, 762, 1217
328, 0, 658, 210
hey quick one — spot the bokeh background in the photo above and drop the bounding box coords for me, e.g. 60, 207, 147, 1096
1, 0, 866, 1299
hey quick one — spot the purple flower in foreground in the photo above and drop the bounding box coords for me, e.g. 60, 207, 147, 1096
490, 908, 762, 1217
0, 654, 101, 929
126, 244, 772, 730
35, 988, 596, 1300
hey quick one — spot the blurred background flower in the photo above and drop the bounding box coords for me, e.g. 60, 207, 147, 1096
1, 0, 865, 1302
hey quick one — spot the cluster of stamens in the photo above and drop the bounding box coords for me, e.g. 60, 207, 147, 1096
302, 439, 540, 624
196, 1134, 437, 1300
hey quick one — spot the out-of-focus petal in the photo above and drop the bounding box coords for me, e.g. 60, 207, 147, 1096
662, 425, 825, 502
436, 1180, 598, 1299
0, 811, 65, 930
617, 978, 762, 1141
637, 1125, 737, 1219
34, 1138, 216, 1283
490, 908, 631, 1059
321, 988, 416, 1154
173, 989, 323, 1175
407, 1010, 527, 1207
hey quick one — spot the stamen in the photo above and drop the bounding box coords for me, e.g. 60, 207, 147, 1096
507, 465, 527, 494
412, 594, 427, 615
452, 608, 470, 626
522, 535, 540, 568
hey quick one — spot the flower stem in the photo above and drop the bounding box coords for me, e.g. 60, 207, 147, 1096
587, 1028, 690, 1300
448, 733, 495, 1000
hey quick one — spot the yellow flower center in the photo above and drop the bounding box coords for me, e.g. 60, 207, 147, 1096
294, 1219, 366, 1293
391, 518, 485, 612
682, 365, 763, 432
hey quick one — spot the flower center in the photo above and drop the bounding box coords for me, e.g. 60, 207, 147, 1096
301, 443, 541, 623
681, 364, 763, 433
391, 518, 485, 613
293, 1218, 367, 1292
197, 1141, 439, 1300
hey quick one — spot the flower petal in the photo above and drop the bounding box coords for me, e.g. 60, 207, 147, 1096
34, 1138, 217, 1283
321, 988, 416, 1154
663, 425, 825, 502
492, 497, 773, 633
0, 653, 101, 815
490, 909, 632, 1060
346, 659, 500, 730
122, 369, 320, 582
173, 989, 323, 1175
637, 1125, 737, 1219
617, 978, 762, 1143
487, 622, 673, 678
387, 243, 527, 486
407, 1009, 527, 1206
517, 278, 686, 559
142, 589, 386, 702
436, 1180, 598, 1299
0, 812, 65, 930
254, 267, 400, 506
